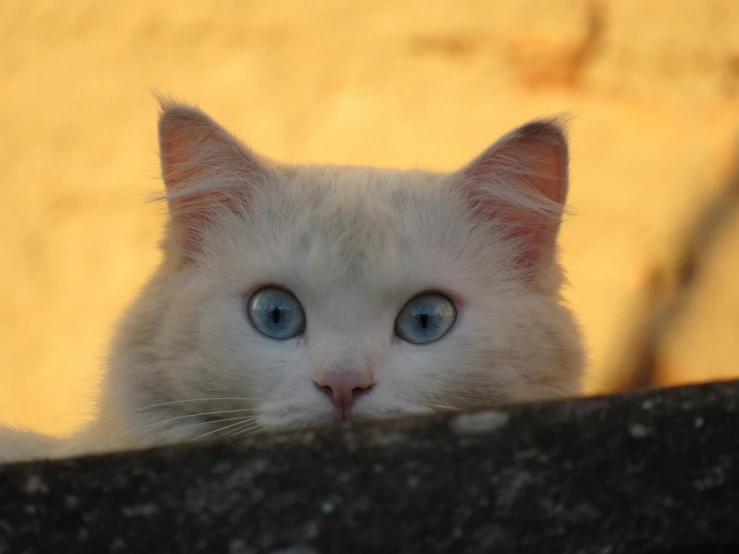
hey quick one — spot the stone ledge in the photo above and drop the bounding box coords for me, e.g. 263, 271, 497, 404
2, 381, 739, 553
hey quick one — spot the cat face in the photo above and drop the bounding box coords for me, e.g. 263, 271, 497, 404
105, 101, 584, 443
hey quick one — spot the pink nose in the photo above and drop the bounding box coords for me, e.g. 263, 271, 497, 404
314, 370, 374, 415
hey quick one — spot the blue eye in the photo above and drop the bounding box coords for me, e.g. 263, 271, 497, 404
247, 287, 306, 340
395, 293, 457, 345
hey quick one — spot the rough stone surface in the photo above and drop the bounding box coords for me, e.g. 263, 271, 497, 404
2, 381, 739, 553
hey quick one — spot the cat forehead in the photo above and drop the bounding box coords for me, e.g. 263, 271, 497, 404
258, 164, 460, 244
278, 164, 448, 208
200, 164, 502, 287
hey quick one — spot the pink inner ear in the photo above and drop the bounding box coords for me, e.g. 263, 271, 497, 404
161, 126, 204, 191
461, 121, 569, 271
160, 122, 223, 232
514, 134, 567, 205
158, 105, 260, 262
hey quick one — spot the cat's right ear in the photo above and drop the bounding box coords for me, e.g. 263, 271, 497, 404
452, 117, 570, 278
158, 99, 271, 263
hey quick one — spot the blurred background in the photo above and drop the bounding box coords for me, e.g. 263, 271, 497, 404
1, 0, 738, 437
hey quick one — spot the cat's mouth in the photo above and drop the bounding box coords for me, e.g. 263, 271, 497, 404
331, 406, 354, 424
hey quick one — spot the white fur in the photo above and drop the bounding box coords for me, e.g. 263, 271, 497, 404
0, 102, 585, 463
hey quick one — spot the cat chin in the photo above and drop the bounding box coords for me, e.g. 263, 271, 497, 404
255, 399, 438, 431
256, 411, 333, 431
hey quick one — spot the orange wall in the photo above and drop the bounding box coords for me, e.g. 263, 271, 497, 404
2, 0, 739, 435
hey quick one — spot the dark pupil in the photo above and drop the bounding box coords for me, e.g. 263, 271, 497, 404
419, 313, 429, 329
271, 308, 281, 324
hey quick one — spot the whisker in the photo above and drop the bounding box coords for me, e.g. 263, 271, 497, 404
174, 415, 259, 435
232, 424, 266, 438
132, 398, 259, 412
223, 421, 265, 438
427, 402, 458, 412
133, 416, 259, 447
220, 421, 257, 438
188, 418, 261, 443
124, 408, 253, 433
95, 409, 258, 449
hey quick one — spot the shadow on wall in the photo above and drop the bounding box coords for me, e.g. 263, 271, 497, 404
607, 143, 739, 393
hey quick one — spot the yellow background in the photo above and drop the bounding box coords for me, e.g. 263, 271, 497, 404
2, 0, 739, 436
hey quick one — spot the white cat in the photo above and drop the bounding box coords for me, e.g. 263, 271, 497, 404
0, 100, 585, 463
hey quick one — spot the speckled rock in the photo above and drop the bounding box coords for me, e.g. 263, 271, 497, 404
2, 381, 739, 553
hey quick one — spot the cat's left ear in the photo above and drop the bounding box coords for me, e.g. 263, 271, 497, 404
157, 98, 272, 263
453, 117, 570, 273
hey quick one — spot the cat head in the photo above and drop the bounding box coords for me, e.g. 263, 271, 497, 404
106, 100, 584, 442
